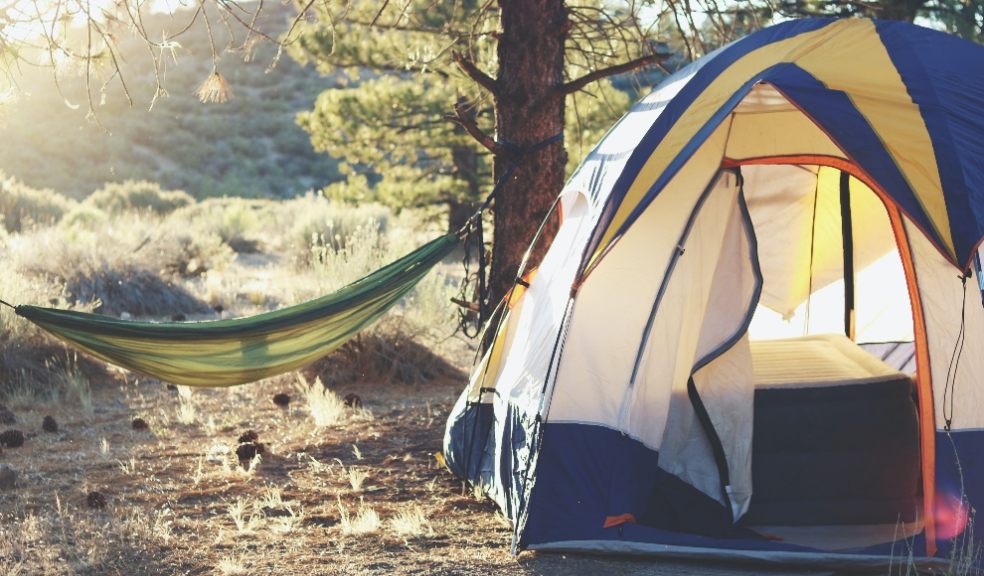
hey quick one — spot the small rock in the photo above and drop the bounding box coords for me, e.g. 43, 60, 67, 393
272, 393, 290, 408
0, 464, 17, 489
343, 393, 363, 408
0, 429, 24, 448
86, 491, 107, 509
171, 313, 186, 322
0, 408, 15, 425
131, 418, 149, 431
238, 430, 259, 444
42, 415, 58, 433
166, 383, 178, 392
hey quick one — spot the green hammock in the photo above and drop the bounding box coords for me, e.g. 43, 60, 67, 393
12, 234, 460, 387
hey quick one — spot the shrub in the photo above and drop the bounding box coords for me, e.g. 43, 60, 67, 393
0, 173, 76, 232
86, 180, 194, 215
60, 203, 109, 229
277, 193, 390, 265
150, 228, 234, 278
170, 197, 267, 253
0, 267, 111, 400
9, 226, 213, 317
62, 266, 212, 317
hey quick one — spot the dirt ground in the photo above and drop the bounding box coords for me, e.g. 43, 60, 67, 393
0, 367, 868, 576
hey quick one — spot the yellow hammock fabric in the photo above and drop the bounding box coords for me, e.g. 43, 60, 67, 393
12, 234, 459, 387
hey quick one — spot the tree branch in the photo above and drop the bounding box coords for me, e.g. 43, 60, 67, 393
446, 102, 511, 159
451, 50, 497, 95
559, 53, 666, 95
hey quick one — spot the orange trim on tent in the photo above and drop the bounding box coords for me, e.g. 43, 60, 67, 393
508, 268, 539, 309
723, 154, 939, 556
887, 203, 938, 557
603, 513, 637, 529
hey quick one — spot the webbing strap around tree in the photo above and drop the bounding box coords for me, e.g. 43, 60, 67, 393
464, 132, 564, 333
9, 234, 460, 387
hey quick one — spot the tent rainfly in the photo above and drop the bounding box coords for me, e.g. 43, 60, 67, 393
443, 18, 984, 569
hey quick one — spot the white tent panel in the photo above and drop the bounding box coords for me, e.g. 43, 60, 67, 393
546, 123, 731, 429
658, 189, 758, 518
564, 61, 712, 218
856, 250, 913, 344
742, 164, 823, 318
624, 172, 741, 447
489, 191, 595, 411
906, 219, 984, 430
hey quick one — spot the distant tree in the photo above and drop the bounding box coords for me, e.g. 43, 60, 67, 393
290, 1, 668, 309
673, 0, 984, 53
774, 0, 983, 40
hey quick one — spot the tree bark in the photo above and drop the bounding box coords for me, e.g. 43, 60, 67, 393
490, 0, 568, 306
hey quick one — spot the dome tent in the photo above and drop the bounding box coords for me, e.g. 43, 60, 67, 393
443, 18, 984, 568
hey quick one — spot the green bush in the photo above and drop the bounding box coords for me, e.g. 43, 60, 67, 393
280, 192, 391, 265
0, 173, 76, 232
60, 203, 109, 229
170, 197, 267, 253
151, 227, 234, 278
86, 180, 194, 215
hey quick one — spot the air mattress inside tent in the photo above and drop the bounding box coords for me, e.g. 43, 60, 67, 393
742, 334, 921, 527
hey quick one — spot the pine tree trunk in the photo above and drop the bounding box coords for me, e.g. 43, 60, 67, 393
490, 0, 568, 306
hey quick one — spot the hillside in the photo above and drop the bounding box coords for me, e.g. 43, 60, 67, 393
0, 4, 341, 200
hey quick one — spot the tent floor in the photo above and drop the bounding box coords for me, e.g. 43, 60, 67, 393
748, 519, 924, 551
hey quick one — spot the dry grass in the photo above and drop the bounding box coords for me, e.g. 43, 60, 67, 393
345, 466, 369, 492
0, 373, 530, 575
337, 497, 381, 536
300, 376, 349, 427
390, 505, 433, 539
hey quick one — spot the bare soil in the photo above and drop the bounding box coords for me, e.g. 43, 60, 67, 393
0, 369, 856, 576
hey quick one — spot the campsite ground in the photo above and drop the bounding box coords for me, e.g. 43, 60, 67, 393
0, 192, 876, 575
0, 369, 868, 575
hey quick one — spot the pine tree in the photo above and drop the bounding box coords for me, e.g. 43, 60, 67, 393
290, 0, 664, 307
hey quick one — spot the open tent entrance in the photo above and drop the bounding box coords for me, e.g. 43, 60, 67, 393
593, 82, 935, 554
730, 162, 924, 551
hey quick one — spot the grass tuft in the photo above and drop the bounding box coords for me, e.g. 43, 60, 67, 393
389, 505, 433, 539
299, 376, 346, 427
337, 497, 380, 536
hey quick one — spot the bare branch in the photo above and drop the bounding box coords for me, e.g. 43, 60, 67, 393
451, 50, 497, 95
559, 53, 665, 95
369, 0, 391, 27
446, 101, 510, 158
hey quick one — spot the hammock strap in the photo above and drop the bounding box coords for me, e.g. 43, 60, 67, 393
459, 132, 564, 335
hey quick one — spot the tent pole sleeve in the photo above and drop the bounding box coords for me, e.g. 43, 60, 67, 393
840, 170, 856, 340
